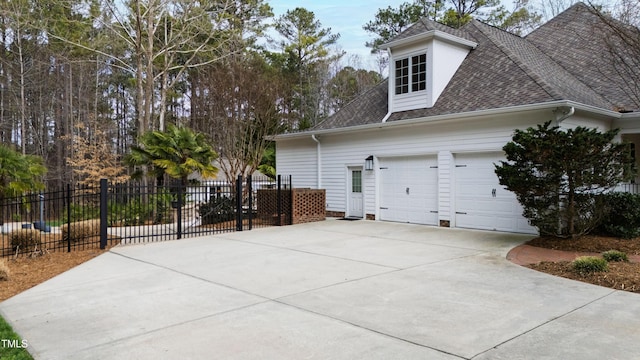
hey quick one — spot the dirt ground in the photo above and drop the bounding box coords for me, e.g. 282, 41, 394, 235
0, 245, 111, 301
527, 235, 640, 293
1, 232, 639, 302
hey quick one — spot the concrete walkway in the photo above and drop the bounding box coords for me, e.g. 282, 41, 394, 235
1, 220, 639, 359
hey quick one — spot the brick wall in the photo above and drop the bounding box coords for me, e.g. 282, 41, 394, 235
256, 189, 291, 225
292, 189, 325, 224
257, 188, 326, 225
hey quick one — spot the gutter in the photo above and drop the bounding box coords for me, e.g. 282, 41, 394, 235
274, 100, 620, 141
311, 134, 321, 188
613, 111, 640, 133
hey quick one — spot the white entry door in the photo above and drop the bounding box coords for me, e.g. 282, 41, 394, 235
347, 167, 364, 218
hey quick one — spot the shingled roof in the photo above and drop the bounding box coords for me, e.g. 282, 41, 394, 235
311, 2, 634, 132
526, 2, 638, 112
384, 17, 477, 46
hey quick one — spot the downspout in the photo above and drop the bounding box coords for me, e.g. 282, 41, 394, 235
312, 134, 322, 188
381, 111, 392, 123
382, 48, 393, 124
555, 106, 575, 125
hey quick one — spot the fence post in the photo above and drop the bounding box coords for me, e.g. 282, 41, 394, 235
66, 184, 71, 252
236, 175, 243, 231
177, 184, 183, 239
247, 175, 253, 230
289, 175, 293, 226
99, 179, 108, 249
277, 175, 282, 226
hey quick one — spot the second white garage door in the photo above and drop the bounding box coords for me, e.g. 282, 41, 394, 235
379, 156, 438, 225
454, 152, 536, 233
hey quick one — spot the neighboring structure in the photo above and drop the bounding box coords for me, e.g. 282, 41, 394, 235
273, 3, 640, 234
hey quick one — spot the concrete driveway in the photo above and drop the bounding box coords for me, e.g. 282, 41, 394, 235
1, 220, 639, 359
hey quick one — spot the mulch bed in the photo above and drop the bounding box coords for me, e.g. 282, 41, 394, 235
529, 261, 640, 293
526, 235, 640, 294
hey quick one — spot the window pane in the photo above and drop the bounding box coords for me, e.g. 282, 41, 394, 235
352, 170, 362, 193
411, 53, 427, 92
395, 58, 409, 94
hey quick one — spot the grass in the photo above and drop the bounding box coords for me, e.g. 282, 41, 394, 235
0, 314, 33, 360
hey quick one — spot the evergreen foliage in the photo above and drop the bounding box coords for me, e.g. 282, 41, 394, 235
495, 121, 634, 237
127, 125, 219, 186
599, 192, 640, 239
0, 145, 46, 197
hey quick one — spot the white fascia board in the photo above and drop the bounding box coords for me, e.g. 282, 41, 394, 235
380, 30, 477, 50
613, 111, 640, 132
272, 101, 624, 141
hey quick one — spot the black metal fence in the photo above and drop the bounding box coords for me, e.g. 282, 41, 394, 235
0, 175, 292, 258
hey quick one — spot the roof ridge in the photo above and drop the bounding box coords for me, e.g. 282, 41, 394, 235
469, 20, 561, 100
526, 2, 590, 39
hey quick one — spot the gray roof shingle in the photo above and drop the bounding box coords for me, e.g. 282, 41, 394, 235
526, 2, 638, 112
385, 17, 477, 45
311, 2, 632, 131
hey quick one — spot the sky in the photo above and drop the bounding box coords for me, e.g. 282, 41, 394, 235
268, 0, 409, 71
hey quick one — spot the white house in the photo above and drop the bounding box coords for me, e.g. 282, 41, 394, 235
273, 3, 640, 234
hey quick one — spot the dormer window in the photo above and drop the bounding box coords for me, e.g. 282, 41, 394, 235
395, 53, 426, 95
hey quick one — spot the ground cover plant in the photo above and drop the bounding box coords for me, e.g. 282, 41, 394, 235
0, 313, 33, 360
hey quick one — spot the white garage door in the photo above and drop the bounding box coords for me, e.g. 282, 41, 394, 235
379, 156, 438, 225
454, 152, 536, 234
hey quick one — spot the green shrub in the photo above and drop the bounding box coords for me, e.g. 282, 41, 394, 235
107, 192, 172, 226
571, 256, 608, 274
602, 250, 629, 262
599, 192, 640, 239
199, 197, 235, 225
61, 219, 100, 243
63, 203, 100, 223
9, 229, 41, 251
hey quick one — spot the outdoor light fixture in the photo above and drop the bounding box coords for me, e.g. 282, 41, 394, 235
365, 155, 374, 171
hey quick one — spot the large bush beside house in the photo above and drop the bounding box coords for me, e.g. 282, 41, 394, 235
199, 197, 235, 225
599, 192, 640, 239
495, 121, 634, 238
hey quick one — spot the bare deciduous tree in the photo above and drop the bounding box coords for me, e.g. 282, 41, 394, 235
191, 55, 285, 182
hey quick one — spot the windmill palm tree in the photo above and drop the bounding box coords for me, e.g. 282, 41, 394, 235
0, 145, 47, 196
0, 145, 47, 225
127, 125, 219, 187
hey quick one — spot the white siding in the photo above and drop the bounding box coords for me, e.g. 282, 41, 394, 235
437, 151, 453, 222
275, 108, 615, 230
431, 40, 470, 106
311, 113, 547, 216
276, 138, 317, 188
560, 113, 610, 132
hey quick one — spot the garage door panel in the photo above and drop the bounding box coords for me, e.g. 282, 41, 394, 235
455, 153, 536, 234
379, 156, 438, 225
